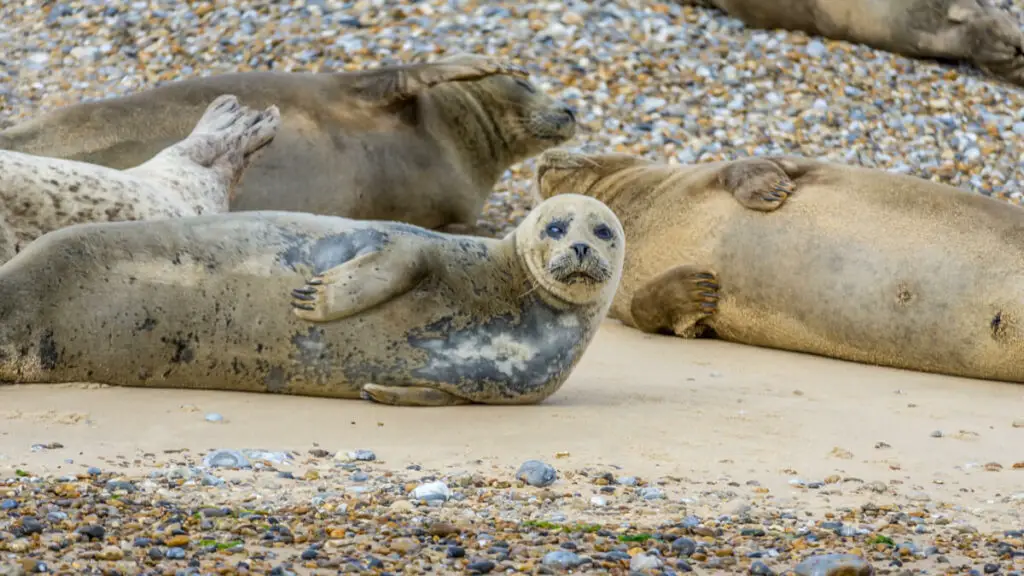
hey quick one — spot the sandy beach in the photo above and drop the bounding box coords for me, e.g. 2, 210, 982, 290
3, 321, 1023, 574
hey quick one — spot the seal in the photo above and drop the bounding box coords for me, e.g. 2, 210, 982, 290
0, 94, 280, 263
536, 148, 1024, 385
0, 194, 624, 406
678, 0, 1024, 86
0, 53, 578, 235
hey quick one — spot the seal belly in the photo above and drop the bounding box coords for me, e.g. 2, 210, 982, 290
707, 177, 1024, 383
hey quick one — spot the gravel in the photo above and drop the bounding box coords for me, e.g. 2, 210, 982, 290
2, 448, 1023, 574
3, 0, 1024, 237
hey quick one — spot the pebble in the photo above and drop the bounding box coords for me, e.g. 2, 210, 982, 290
542, 550, 586, 569
793, 554, 874, 576
515, 459, 557, 487
202, 449, 251, 469
347, 449, 377, 461
410, 480, 450, 502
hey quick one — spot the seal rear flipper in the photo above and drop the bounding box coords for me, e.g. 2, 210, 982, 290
290, 246, 427, 323
629, 264, 720, 338
360, 383, 472, 407
718, 157, 804, 212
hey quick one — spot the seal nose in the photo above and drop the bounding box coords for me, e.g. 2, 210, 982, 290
562, 106, 577, 123
571, 242, 590, 262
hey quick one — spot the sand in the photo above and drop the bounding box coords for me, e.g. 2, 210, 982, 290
3, 320, 1022, 524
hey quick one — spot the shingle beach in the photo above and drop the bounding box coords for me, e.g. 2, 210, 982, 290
2, 1, 1024, 574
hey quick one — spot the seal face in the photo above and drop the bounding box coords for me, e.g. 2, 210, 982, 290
0, 196, 623, 407
514, 193, 624, 307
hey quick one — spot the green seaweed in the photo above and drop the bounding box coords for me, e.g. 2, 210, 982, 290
198, 539, 243, 550
617, 533, 653, 542
869, 534, 895, 546
521, 520, 603, 533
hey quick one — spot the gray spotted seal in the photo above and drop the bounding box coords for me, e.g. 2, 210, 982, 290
0, 94, 280, 263
536, 148, 1024, 385
0, 194, 624, 406
679, 0, 1024, 86
0, 53, 577, 235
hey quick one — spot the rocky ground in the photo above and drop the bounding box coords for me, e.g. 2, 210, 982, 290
3, 0, 1024, 573
3, 0, 1024, 235
1, 447, 1023, 575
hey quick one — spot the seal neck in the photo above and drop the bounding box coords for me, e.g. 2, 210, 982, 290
419, 87, 511, 188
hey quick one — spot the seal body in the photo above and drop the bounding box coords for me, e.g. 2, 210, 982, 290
679, 0, 1024, 85
0, 195, 623, 405
537, 150, 1024, 384
0, 54, 578, 233
0, 95, 279, 264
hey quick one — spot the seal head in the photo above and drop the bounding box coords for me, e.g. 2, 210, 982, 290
513, 193, 625, 307
426, 54, 578, 165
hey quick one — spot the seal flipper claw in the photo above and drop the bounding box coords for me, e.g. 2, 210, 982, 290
719, 158, 798, 212
629, 264, 720, 338
290, 245, 428, 323
361, 384, 471, 407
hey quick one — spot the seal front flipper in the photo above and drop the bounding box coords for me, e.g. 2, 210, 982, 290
289, 245, 428, 323
629, 265, 720, 338
360, 384, 472, 407
347, 54, 530, 107
718, 158, 804, 212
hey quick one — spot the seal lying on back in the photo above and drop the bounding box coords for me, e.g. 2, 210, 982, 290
0, 95, 279, 263
536, 148, 1024, 384
0, 53, 577, 234
679, 0, 1024, 86
0, 195, 624, 406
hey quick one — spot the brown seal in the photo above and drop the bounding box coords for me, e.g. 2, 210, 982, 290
679, 0, 1024, 85
0, 95, 279, 263
0, 195, 624, 406
536, 148, 1024, 384
0, 53, 577, 235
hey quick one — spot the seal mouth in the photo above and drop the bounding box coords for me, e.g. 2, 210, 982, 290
547, 252, 612, 286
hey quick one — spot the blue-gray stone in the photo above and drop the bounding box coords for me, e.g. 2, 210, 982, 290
515, 460, 557, 487
793, 554, 874, 576
542, 550, 586, 569
202, 449, 251, 469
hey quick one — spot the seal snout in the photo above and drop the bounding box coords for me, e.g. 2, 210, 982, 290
570, 242, 590, 262
548, 240, 611, 286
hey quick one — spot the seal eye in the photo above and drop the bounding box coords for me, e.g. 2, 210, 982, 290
545, 223, 566, 239
515, 78, 536, 93
593, 224, 614, 241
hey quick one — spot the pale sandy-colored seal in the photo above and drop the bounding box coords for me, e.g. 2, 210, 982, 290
536, 148, 1024, 384
0, 94, 280, 263
679, 0, 1024, 86
0, 194, 624, 406
0, 53, 577, 235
